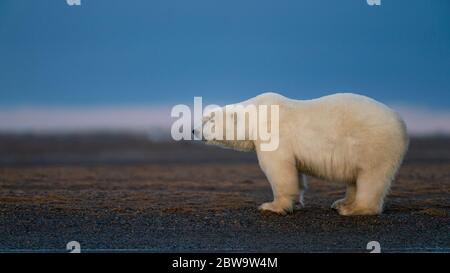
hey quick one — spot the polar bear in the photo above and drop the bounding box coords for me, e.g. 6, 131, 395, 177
192, 92, 409, 216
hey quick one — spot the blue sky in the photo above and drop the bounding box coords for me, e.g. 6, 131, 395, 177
0, 0, 449, 135
0, 0, 449, 108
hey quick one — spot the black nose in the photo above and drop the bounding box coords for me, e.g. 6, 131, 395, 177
192, 130, 195, 134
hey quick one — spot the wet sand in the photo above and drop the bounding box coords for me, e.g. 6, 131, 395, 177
0, 134, 448, 252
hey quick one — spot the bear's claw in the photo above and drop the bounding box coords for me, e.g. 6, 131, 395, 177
336, 203, 381, 216
258, 202, 293, 215
331, 198, 349, 210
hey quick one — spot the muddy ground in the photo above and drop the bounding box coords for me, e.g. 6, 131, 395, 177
0, 134, 448, 252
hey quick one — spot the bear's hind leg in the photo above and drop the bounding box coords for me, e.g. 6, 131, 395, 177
331, 182, 356, 210
337, 169, 392, 216
258, 160, 300, 215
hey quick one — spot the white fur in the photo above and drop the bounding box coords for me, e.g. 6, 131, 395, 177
197, 92, 409, 216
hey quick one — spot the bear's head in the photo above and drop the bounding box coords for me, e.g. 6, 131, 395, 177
193, 104, 256, 152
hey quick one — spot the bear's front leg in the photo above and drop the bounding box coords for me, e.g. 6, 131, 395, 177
257, 155, 300, 215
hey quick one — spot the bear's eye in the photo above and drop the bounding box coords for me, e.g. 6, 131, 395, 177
209, 114, 215, 123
